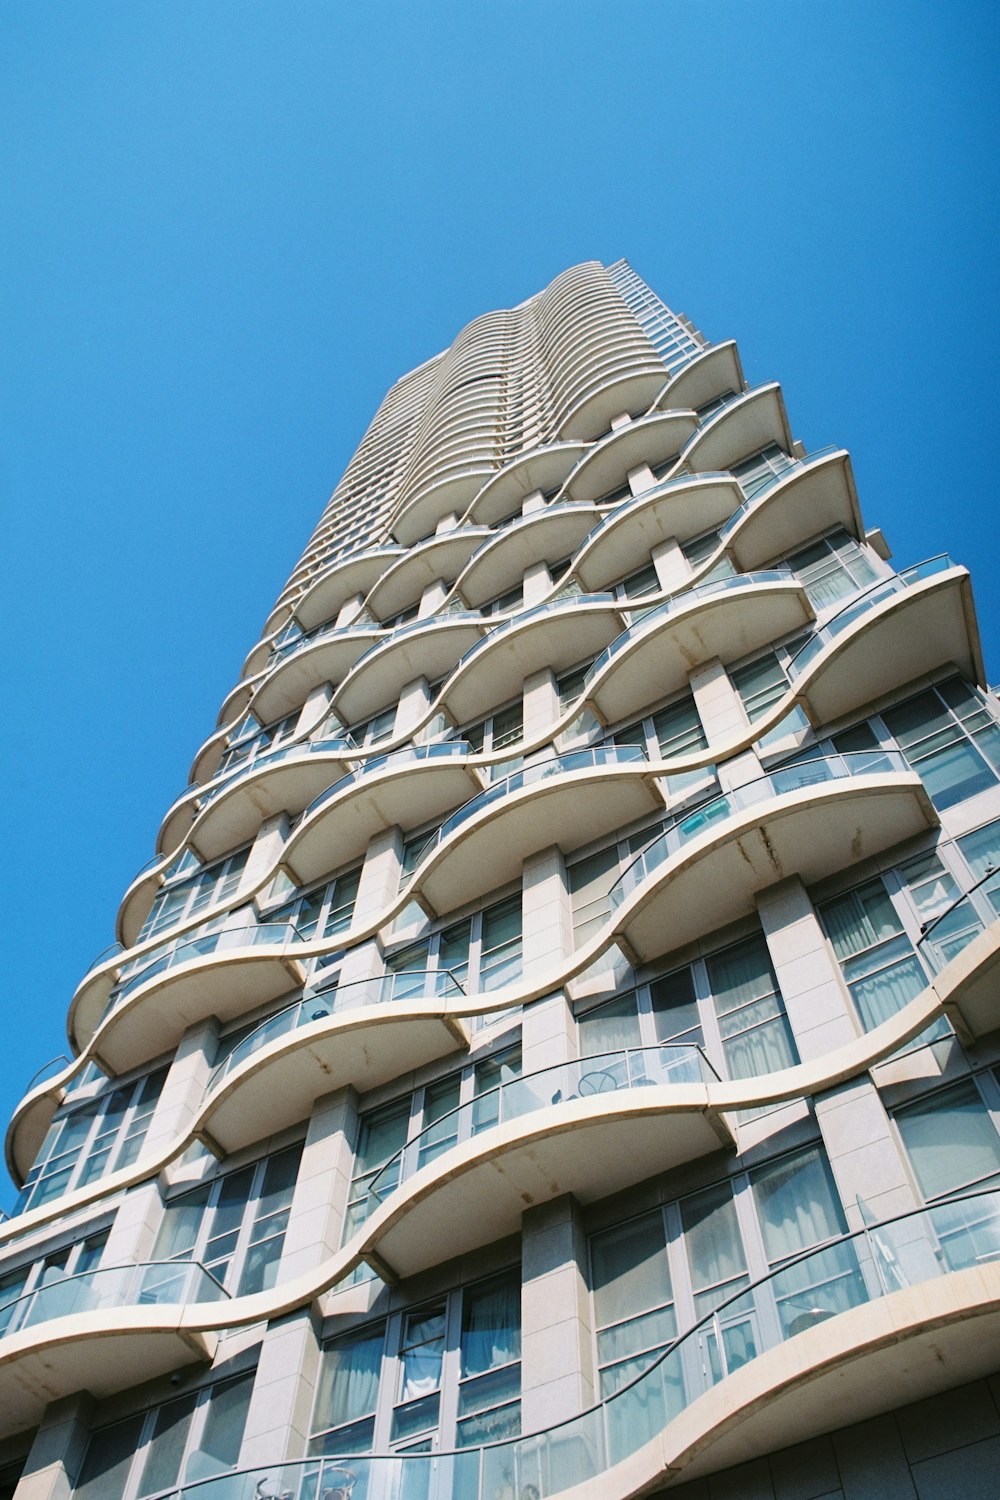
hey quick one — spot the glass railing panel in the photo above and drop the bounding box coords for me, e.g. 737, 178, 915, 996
0, 1261, 227, 1341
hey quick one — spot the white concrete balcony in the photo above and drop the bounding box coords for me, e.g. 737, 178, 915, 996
392, 468, 497, 546
250, 623, 384, 724
364, 528, 492, 621
441, 596, 625, 726
413, 746, 664, 918
606, 753, 936, 967
3, 1055, 73, 1189
200, 972, 470, 1156
283, 742, 483, 888
295, 545, 404, 634
721, 447, 862, 572
116, 850, 171, 948
465, 442, 587, 527
572, 473, 743, 591
679, 384, 793, 476
653, 338, 745, 415
0, 1260, 225, 1438
456, 504, 599, 607
556, 358, 672, 442
558, 411, 698, 504
583, 571, 812, 728
332, 615, 485, 727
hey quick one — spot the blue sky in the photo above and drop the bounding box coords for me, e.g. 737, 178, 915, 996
1, 1, 998, 1200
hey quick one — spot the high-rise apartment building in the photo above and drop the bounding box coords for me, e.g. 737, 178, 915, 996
3, 260, 1000, 1500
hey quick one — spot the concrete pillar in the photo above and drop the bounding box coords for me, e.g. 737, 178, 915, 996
522, 561, 552, 607
521, 847, 576, 1077
521, 487, 547, 518
237, 1309, 322, 1467
336, 592, 365, 627
13, 1392, 95, 1500
522, 667, 558, 744
651, 537, 690, 593
755, 878, 858, 1062
393, 676, 432, 739
279, 1086, 359, 1281
337, 828, 404, 988
520, 1195, 595, 1430
688, 660, 761, 789
242, 813, 291, 896
610, 412, 632, 431
815, 1079, 920, 1231
418, 579, 448, 618
627, 462, 656, 496
435, 512, 460, 536
296, 682, 333, 738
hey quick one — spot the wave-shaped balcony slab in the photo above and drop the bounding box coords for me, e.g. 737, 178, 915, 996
559, 411, 698, 504
585, 576, 812, 728
185, 745, 356, 865
653, 339, 745, 415
442, 598, 624, 726
0, 1263, 221, 1438
456, 505, 599, 607
557, 363, 669, 442
614, 770, 936, 966
725, 448, 862, 571
680, 384, 793, 476
360, 1088, 732, 1283
794, 563, 983, 727
464, 443, 588, 527
284, 748, 482, 887
295, 546, 404, 634
392, 468, 496, 547
332, 616, 485, 727
116, 853, 171, 949
936, 919, 1000, 1040
249, 626, 383, 724
416, 753, 665, 917
93, 940, 304, 1076
215, 669, 265, 729
364, 529, 492, 621
201, 1001, 470, 1157
573, 475, 743, 592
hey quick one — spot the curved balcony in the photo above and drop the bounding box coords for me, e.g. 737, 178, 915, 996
653, 338, 745, 415
572, 474, 743, 592
464, 442, 588, 527
606, 753, 936, 966
558, 411, 698, 504
790, 556, 983, 727
4, 1056, 74, 1186
456, 504, 599, 608
332, 615, 485, 727
184, 737, 356, 864
189, 723, 231, 788
360, 1044, 729, 1283
200, 973, 470, 1156
392, 467, 497, 547
283, 743, 482, 888
679, 383, 793, 477
442, 596, 624, 727
294, 546, 404, 634
722, 447, 862, 572
0, 1261, 225, 1438
250, 624, 384, 724
215, 668, 265, 729
556, 357, 669, 442
920, 896, 1000, 1042
116, 851, 171, 948
583, 571, 812, 728
363, 528, 492, 621
413, 747, 663, 917
89, 921, 305, 1076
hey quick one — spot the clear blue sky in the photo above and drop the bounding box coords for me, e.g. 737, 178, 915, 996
1, 1, 998, 1202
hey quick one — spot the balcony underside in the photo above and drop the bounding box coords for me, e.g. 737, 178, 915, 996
560, 411, 697, 504
393, 469, 495, 546
938, 920, 1000, 1041
728, 450, 861, 571
654, 340, 744, 414
251, 632, 381, 723
187, 754, 354, 864
333, 621, 483, 726
558, 368, 667, 442
365, 530, 491, 620
574, 476, 741, 591
295, 548, 403, 633
361, 1091, 732, 1283
682, 385, 791, 475
465, 443, 587, 527
458, 507, 599, 607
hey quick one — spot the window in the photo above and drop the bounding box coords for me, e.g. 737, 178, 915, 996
0, 1229, 108, 1337
479, 582, 524, 618
74, 1370, 255, 1500
385, 893, 522, 996
613, 561, 660, 602
310, 1270, 521, 1456
881, 679, 1000, 810
613, 695, 716, 805
217, 709, 300, 773
730, 648, 810, 749
681, 528, 736, 583
731, 444, 796, 499
267, 866, 361, 949
785, 528, 879, 611
568, 825, 660, 948
459, 701, 523, 773
138, 848, 250, 942
555, 661, 592, 715
350, 705, 397, 750
15, 1068, 167, 1215
149, 1142, 303, 1297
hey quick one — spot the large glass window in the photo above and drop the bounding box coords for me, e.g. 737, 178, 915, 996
681, 528, 736, 583
731, 444, 797, 499
15, 1068, 167, 1215
881, 679, 1000, 810
0, 1229, 108, 1337
139, 848, 250, 942
613, 695, 716, 806
706, 934, 798, 1080
385, 893, 522, 996
785, 528, 879, 611
74, 1371, 255, 1500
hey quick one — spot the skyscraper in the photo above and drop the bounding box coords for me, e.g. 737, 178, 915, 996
2, 259, 999, 1500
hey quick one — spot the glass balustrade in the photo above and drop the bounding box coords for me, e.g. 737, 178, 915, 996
195, 737, 354, 811
106, 920, 301, 1016
300, 743, 473, 824
0, 1261, 227, 1343
455, 595, 617, 673
159, 1189, 999, 1500
609, 751, 911, 911
717, 447, 842, 540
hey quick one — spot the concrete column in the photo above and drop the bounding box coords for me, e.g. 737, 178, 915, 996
237, 1308, 321, 1467
522, 667, 558, 744
522, 560, 552, 607
393, 676, 432, 739
521, 487, 546, 517
279, 1086, 359, 1281
296, 682, 333, 738
337, 828, 404, 988
13, 1392, 95, 1500
336, 592, 365, 627
418, 579, 448, 618
688, 659, 762, 790
435, 512, 460, 536
651, 537, 690, 593
521, 847, 576, 1076
627, 462, 656, 496
610, 412, 632, 431
520, 1195, 595, 1431
242, 813, 291, 896
755, 877, 858, 1062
